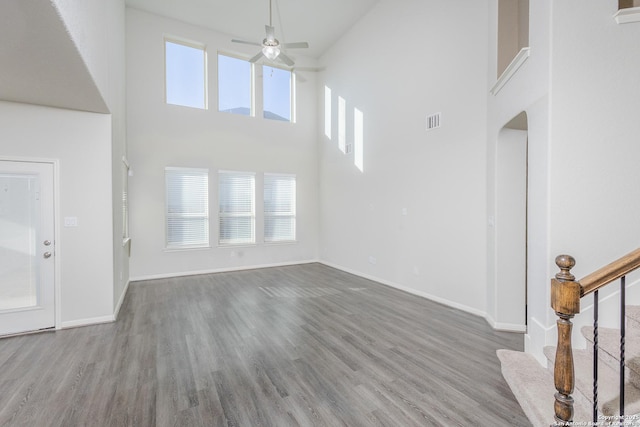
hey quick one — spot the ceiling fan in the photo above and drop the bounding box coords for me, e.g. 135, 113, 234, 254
231, 0, 309, 67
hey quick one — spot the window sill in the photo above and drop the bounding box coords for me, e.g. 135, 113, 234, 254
614, 7, 640, 24
164, 245, 211, 252
264, 240, 298, 246
491, 47, 531, 96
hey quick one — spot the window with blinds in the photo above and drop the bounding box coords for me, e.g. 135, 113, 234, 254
218, 171, 255, 245
165, 167, 209, 248
264, 174, 296, 242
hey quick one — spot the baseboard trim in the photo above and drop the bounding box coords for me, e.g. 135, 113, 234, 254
113, 279, 131, 321
319, 260, 492, 322
130, 259, 320, 282
59, 315, 115, 330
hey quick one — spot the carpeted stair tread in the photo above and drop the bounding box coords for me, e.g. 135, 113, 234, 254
627, 306, 640, 332
582, 326, 640, 388
497, 349, 590, 427
544, 346, 640, 416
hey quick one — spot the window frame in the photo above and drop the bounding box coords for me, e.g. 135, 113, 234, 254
217, 52, 255, 117
218, 170, 256, 246
262, 64, 294, 123
165, 166, 210, 250
164, 37, 208, 110
263, 173, 297, 243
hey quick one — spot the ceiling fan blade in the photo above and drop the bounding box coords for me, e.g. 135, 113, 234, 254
249, 51, 264, 63
277, 52, 295, 66
231, 39, 262, 47
265, 25, 276, 42
282, 42, 309, 49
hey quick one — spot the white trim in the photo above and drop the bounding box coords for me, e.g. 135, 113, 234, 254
490, 47, 531, 96
60, 315, 115, 329
319, 260, 491, 321
130, 259, 319, 282
0, 156, 61, 333
614, 7, 640, 24
113, 279, 131, 321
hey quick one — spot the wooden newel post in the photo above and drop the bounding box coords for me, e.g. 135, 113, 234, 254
551, 255, 581, 424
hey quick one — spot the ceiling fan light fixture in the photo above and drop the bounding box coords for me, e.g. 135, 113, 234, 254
262, 45, 280, 60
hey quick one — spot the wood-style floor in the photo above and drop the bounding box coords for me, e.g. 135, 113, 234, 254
0, 263, 531, 426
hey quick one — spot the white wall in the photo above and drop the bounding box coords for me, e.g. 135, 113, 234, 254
318, 0, 490, 316
0, 101, 114, 325
546, 0, 640, 347
54, 0, 129, 313
126, 9, 319, 279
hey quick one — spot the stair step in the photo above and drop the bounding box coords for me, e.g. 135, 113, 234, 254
497, 349, 591, 427
626, 305, 640, 332
544, 346, 640, 416
582, 326, 640, 389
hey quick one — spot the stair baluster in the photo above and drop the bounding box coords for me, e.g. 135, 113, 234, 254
593, 290, 599, 424
550, 248, 640, 425
551, 255, 580, 424
620, 276, 626, 421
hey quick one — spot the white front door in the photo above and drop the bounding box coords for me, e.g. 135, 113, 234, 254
0, 160, 55, 336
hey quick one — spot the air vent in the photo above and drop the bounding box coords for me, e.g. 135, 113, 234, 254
426, 112, 441, 130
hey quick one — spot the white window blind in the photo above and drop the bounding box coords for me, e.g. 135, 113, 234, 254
264, 174, 296, 242
165, 167, 209, 248
218, 171, 255, 245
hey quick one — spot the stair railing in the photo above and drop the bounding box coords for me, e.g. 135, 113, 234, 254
552, 248, 640, 425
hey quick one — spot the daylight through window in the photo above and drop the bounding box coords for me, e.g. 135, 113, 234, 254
263, 66, 292, 122
218, 171, 255, 245
218, 54, 253, 116
165, 167, 209, 248
264, 174, 296, 242
165, 39, 206, 109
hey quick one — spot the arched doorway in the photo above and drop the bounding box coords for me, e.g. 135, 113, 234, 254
495, 112, 528, 330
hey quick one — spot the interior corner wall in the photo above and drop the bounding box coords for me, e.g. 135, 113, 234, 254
0, 101, 114, 325
317, 0, 490, 316
126, 9, 319, 279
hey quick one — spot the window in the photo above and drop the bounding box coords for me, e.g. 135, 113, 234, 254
354, 108, 364, 172
165, 39, 206, 109
263, 65, 292, 122
218, 171, 255, 245
218, 54, 252, 116
165, 167, 209, 248
264, 174, 296, 242
324, 86, 332, 139
122, 157, 130, 240
338, 96, 346, 153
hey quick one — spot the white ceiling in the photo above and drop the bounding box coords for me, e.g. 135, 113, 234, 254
125, 0, 380, 58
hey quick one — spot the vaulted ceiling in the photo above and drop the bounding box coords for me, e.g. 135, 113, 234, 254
125, 0, 380, 58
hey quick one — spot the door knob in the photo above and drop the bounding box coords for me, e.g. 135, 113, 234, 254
43, 252, 52, 259
44, 240, 51, 246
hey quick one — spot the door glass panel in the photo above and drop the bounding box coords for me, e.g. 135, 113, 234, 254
0, 173, 39, 311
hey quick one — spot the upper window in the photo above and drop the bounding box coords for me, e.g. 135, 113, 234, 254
263, 66, 292, 122
218, 171, 255, 245
218, 54, 252, 116
165, 39, 207, 109
165, 167, 209, 249
264, 174, 296, 242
